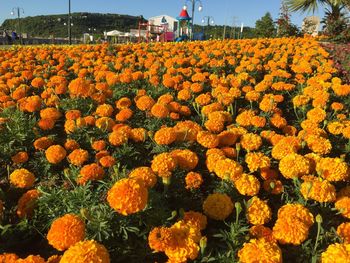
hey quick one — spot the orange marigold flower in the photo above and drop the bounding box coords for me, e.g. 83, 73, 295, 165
95, 103, 114, 117
246, 197, 272, 225
234, 174, 260, 196
183, 211, 207, 230
107, 178, 148, 216
99, 155, 116, 168
115, 108, 133, 122
108, 130, 128, 146
306, 107, 327, 123
91, 140, 106, 151
177, 89, 192, 101
170, 149, 198, 170
245, 152, 270, 172
38, 118, 55, 130
185, 172, 203, 190
60, 240, 110, 263
34, 136, 53, 150
0, 253, 19, 262
11, 151, 29, 164
77, 163, 105, 185
240, 133, 262, 151
151, 103, 169, 118
45, 145, 67, 164
64, 139, 80, 151
203, 193, 234, 220
116, 97, 132, 110
130, 128, 147, 142
47, 214, 85, 251
67, 149, 89, 166
65, 110, 81, 120
196, 131, 219, 148
135, 95, 155, 111
16, 255, 46, 263
10, 168, 35, 189
46, 255, 62, 263
271, 136, 301, 160
204, 119, 225, 133
174, 120, 202, 142
238, 238, 282, 263
300, 176, 336, 203
263, 179, 284, 195
148, 226, 175, 252
129, 167, 157, 188
22, 95, 42, 112
17, 189, 40, 218
331, 102, 344, 111
40, 107, 62, 121
321, 243, 350, 262
279, 153, 310, 179
316, 157, 349, 182
151, 153, 177, 177
337, 223, 350, 244
214, 158, 243, 181
335, 197, 350, 219
68, 78, 92, 98
273, 204, 314, 245
95, 117, 115, 131
249, 225, 275, 243
154, 127, 177, 145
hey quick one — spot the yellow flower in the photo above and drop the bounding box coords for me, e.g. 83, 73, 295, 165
213, 158, 243, 181
300, 176, 336, 203
9, 168, 35, 188
151, 152, 177, 177
234, 174, 260, 196
170, 149, 198, 171
60, 240, 110, 263
245, 152, 270, 172
321, 243, 350, 263
203, 193, 234, 220
335, 197, 350, 219
279, 153, 310, 179
238, 238, 282, 263
316, 157, 349, 182
246, 197, 272, 225
240, 133, 262, 151
45, 145, 67, 164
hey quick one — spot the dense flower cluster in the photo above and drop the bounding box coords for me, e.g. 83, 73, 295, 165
0, 37, 350, 261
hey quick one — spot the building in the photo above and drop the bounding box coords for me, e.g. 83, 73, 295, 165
148, 15, 178, 34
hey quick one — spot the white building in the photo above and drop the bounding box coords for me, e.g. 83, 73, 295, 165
148, 15, 179, 33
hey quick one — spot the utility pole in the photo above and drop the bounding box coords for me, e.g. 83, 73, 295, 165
231, 16, 238, 39
68, 0, 72, 45
11, 7, 24, 45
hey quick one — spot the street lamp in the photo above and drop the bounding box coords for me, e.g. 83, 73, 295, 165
68, 0, 72, 45
183, 0, 203, 40
201, 16, 214, 40
11, 7, 24, 44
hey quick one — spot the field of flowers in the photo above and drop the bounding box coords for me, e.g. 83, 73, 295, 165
0, 37, 350, 263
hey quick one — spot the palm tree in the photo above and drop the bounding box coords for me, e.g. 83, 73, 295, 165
285, 0, 350, 13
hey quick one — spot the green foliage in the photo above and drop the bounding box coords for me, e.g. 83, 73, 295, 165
255, 12, 277, 38
0, 107, 37, 163
321, 4, 350, 42
1, 13, 147, 38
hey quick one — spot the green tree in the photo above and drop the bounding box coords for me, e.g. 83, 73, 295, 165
255, 12, 276, 38
277, 1, 301, 37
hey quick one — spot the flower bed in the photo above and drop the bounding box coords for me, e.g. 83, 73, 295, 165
0, 37, 350, 263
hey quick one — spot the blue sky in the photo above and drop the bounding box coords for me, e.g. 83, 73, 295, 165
0, 0, 325, 28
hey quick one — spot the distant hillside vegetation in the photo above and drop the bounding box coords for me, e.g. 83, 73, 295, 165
1, 12, 147, 38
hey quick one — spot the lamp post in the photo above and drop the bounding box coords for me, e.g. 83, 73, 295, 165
11, 7, 24, 44
183, 0, 203, 40
68, 0, 72, 45
201, 16, 214, 40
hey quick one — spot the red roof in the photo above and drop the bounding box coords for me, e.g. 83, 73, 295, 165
177, 8, 191, 20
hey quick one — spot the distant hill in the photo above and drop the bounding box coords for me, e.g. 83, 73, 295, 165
1, 12, 147, 38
